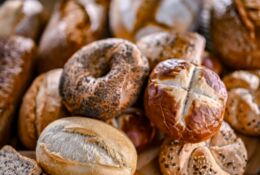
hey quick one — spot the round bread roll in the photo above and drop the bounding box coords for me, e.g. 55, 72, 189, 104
0, 0, 43, 41
37, 0, 110, 73
19, 69, 67, 150
106, 108, 155, 151
223, 71, 260, 135
110, 0, 202, 41
144, 59, 227, 142
137, 32, 205, 69
211, 0, 260, 69
60, 38, 149, 120
36, 117, 137, 175
159, 122, 247, 175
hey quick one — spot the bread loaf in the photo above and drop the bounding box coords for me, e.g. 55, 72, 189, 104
36, 117, 137, 175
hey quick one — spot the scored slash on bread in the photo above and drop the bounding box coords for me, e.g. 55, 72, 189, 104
0, 145, 41, 175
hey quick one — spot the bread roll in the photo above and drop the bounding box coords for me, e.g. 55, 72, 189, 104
0, 0, 43, 41
37, 0, 109, 73
202, 51, 223, 75
145, 59, 227, 142
137, 32, 205, 69
107, 108, 155, 151
0, 36, 35, 146
36, 117, 137, 175
211, 0, 260, 69
110, 0, 202, 41
19, 69, 67, 150
159, 122, 247, 175
223, 71, 260, 135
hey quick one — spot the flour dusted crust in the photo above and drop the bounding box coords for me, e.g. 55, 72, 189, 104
145, 59, 227, 142
223, 70, 260, 135
211, 0, 260, 69
37, 0, 109, 73
60, 38, 149, 120
0, 36, 35, 146
36, 117, 137, 175
110, 0, 202, 41
137, 32, 205, 69
159, 122, 247, 175
19, 69, 67, 149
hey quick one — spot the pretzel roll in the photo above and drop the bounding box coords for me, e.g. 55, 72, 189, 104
137, 32, 205, 69
36, 117, 137, 175
223, 71, 260, 135
144, 59, 227, 142
159, 122, 247, 175
211, 0, 260, 69
110, 0, 202, 41
60, 39, 149, 120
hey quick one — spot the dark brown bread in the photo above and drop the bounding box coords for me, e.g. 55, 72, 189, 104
60, 38, 149, 120
37, 0, 109, 73
145, 59, 227, 142
0, 36, 35, 146
0, 145, 41, 175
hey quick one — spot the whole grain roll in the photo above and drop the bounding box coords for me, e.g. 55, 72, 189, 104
211, 0, 260, 69
223, 70, 260, 135
159, 122, 247, 175
137, 32, 205, 69
36, 117, 137, 175
19, 69, 67, 150
36, 0, 110, 73
110, 0, 202, 41
0, 36, 35, 146
144, 59, 227, 142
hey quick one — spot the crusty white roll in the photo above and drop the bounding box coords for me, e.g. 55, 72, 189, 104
159, 122, 247, 175
144, 59, 227, 142
110, 0, 202, 41
137, 32, 205, 69
19, 69, 67, 150
36, 117, 137, 175
223, 70, 260, 135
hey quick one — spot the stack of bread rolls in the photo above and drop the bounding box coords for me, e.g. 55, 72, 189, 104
0, 0, 259, 175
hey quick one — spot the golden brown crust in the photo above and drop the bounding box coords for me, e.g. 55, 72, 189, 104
137, 32, 205, 69
202, 51, 223, 75
37, 0, 109, 73
36, 117, 137, 175
159, 122, 247, 175
0, 0, 44, 41
144, 59, 227, 142
106, 108, 156, 151
0, 36, 35, 146
19, 69, 67, 149
60, 38, 149, 120
110, 0, 202, 41
223, 70, 260, 135
211, 0, 260, 69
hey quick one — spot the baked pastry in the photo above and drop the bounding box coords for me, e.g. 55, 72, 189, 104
19, 69, 67, 150
223, 71, 260, 135
202, 51, 223, 75
0, 145, 41, 175
60, 39, 149, 120
107, 108, 155, 151
0, 36, 35, 146
110, 0, 202, 41
137, 32, 205, 69
37, 0, 110, 73
237, 134, 260, 175
144, 59, 227, 142
159, 122, 247, 175
0, 0, 43, 41
36, 117, 137, 175
211, 0, 260, 69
